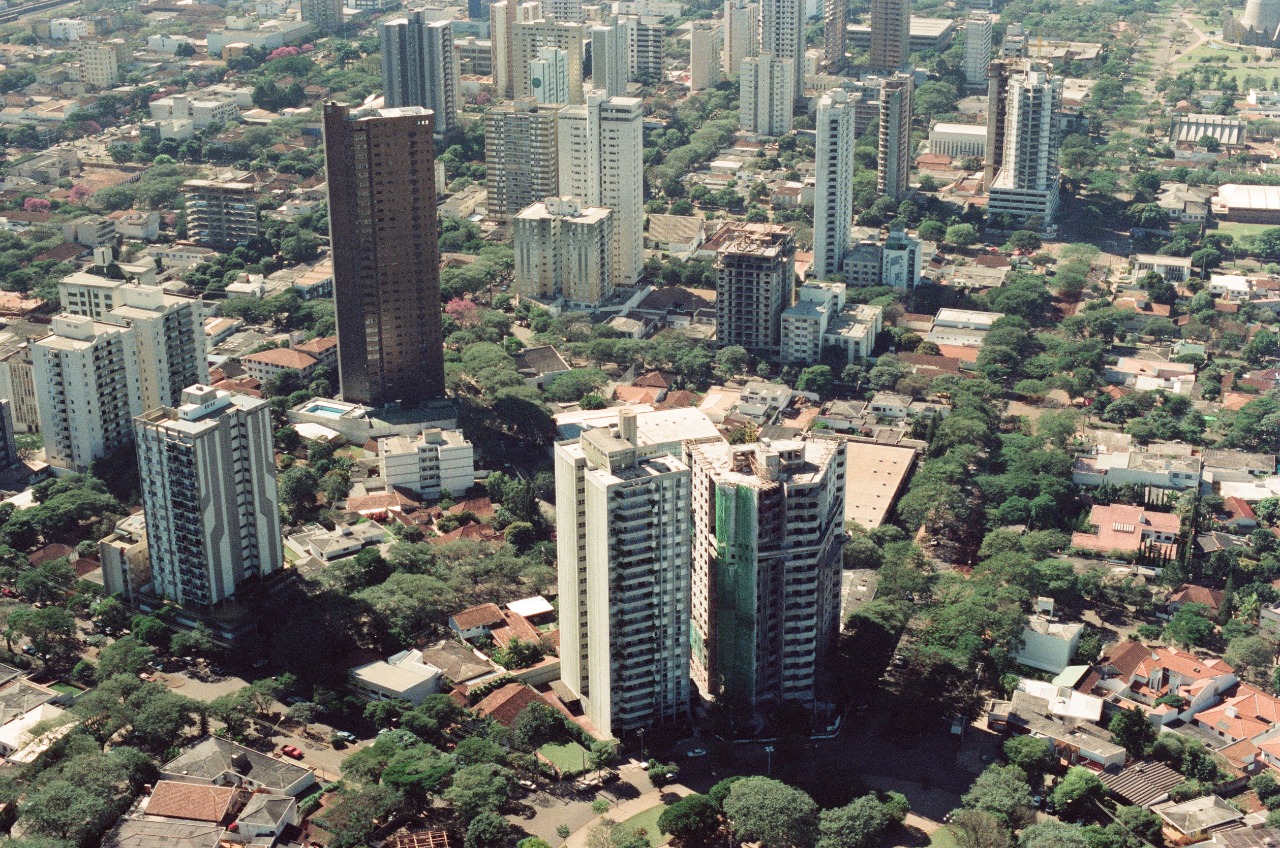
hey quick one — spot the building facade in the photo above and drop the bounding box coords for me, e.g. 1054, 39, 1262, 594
529, 46, 570, 104
685, 437, 846, 712
877, 73, 913, 202
300, 0, 343, 33
813, 89, 856, 281
514, 197, 613, 308
513, 18, 586, 104
0, 344, 39, 433
323, 104, 445, 408
379, 427, 475, 498
722, 0, 760, 76
32, 315, 141, 471
987, 64, 1062, 231
555, 410, 692, 739
591, 22, 631, 97
689, 21, 723, 92
557, 94, 645, 286
739, 52, 795, 136
880, 228, 922, 288
381, 14, 461, 140
136, 385, 282, 608
759, 0, 804, 99
714, 223, 795, 355
105, 285, 207, 414
869, 0, 909, 74
182, 178, 260, 249
963, 11, 992, 89
484, 99, 560, 217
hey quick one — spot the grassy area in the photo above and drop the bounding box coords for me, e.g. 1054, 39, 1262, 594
620, 802, 670, 844
538, 741, 590, 776
48, 682, 79, 698
1171, 39, 1280, 85
283, 546, 300, 563
930, 826, 959, 848
1208, 221, 1279, 238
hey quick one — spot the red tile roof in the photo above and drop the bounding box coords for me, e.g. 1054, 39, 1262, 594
1071, 503, 1180, 555
294, 336, 337, 356
1196, 684, 1280, 741
1224, 497, 1258, 524
450, 603, 504, 631
145, 781, 237, 822
1169, 584, 1225, 613
633, 370, 676, 389
241, 348, 318, 370
474, 682, 550, 728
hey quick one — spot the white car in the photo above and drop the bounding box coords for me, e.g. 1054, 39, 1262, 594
686, 748, 707, 758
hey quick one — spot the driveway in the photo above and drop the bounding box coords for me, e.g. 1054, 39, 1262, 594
157, 670, 250, 702
507, 761, 659, 844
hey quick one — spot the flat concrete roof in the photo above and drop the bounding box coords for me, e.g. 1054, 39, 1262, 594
843, 441, 916, 529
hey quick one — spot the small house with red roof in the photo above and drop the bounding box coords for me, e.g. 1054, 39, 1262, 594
1194, 683, 1280, 743
1222, 496, 1259, 532
1168, 584, 1226, 617
1070, 503, 1181, 557
1080, 641, 1236, 725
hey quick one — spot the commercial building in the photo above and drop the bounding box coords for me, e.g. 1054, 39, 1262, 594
484, 99, 560, 217
555, 410, 692, 738
689, 21, 722, 92
813, 89, 856, 281
877, 73, 913, 202
323, 104, 445, 408
379, 427, 475, 498
557, 94, 645, 286
136, 385, 281, 609
381, 14, 461, 140
963, 11, 992, 88
739, 52, 795, 136
686, 436, 846, 712
1211, 184, 1280, 224
713, 223, 795, 355
529, 46, 570, 104
760, 0, 804, 98
722, 0, 760, 77
928, 122, 986, 158
986, 62, 1062, 231
104, 285, 207, 414
182, 178, 259, 249
513, 18, 586, 104
33, 315, 141, 472
625, 15, 664, 81
300, 0, 343, 33
514, 196, 614, 308
149, 94, 239, 129
869, 0, 909, 74
880, 228, 922, 288
1169, 114, 1246, 149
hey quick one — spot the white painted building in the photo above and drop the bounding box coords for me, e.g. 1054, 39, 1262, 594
812, 89, 856, 281
739, 52, 794, 136
105, 285, 207, 415
378, 427, 475, 499
721, 0, 760, 76
963, 11, 992, 88
514, 197, 613, 308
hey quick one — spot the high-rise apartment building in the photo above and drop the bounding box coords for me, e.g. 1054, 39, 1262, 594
712, 223, 795, 355
323, 104, 445, 408
513, 18, 586, 104
690, 21, 723, 91
722, 0, 759, 76
557, 94, 644, 286
555, 409, 692, 739
183, 178, 259, 249
739, 52, 795, 136
685, 436, 846, 712
759, 0, 804, 99
468, 0, 490, 22
484, 99, 560, 217
868, 0, 909, 74
813, 88, 856, 281
963, 11, 992, 89
379, 427, 475, 499
301, 0, 343, 33
986, 64, 1062, 231
544, 0, 584, 22
877, 73, 913, 202
32, 315, 141, 472
0, 343, 39, 433
514, 196, 613, 308
625, 16, 664, 81
136, 385, 282, 609
73, 41, 119, 88
104, 285, 207, 414
381, 14, 461, 141
880, 228, 922, 288
0, 401, 21, 474
822, 0, 846, 73
492, 0, 543, 97
591, 22, 630, 96
529, 46, 570, 103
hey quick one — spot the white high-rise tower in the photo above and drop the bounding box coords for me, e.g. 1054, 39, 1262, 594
759, 0, 804, 99
739, 52, 795, 136
722, 0, 760, 76
963, 11, 993, 89
813, 88, 856, 281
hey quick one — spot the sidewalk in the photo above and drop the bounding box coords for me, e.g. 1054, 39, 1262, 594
563, 783, 693, 848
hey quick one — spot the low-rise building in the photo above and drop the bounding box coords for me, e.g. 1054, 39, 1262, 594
1105, 357, 1196, 395
285, 522, 385, 561
1132, 254, 1192, 282
1070, 503, 1180, 557
379, 427, 475, 499
160, 736, 317, 796
239, 347, 319, 385
349, 649, 444, 705
1015, 599, 1083, 674
1072, 443, 1202, 490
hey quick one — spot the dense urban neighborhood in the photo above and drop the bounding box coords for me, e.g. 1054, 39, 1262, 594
2, 0, 1280, 846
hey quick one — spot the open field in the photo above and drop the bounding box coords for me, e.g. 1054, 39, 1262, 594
1208, 221, 1279, 238
539, 741, 590, 776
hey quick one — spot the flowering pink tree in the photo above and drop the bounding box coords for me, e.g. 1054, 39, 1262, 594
22, 198, 50, 213
68, 184, 93, 203
445, 298, 481, 327
267, 46, 301, 61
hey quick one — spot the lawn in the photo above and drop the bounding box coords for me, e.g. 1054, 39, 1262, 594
48, 682, 79, 698
1208, 221, 1279, 238
538, 741, 590, 777
1171, 39, 1280, 85
930, 826, 959, 848
620, 802, 669, 844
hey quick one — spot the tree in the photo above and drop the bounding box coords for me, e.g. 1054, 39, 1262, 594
277, 466, 319, 518
96, 636, 156, 679
1003, 736, 1053, 780
945, 224, 979, 247
1109, 707, 1157, 757
796, 365, 835, 397
1050, 767, 1104, 818
11, 606, 77, 665
1197, 134, 1221, 152
961, 764, 1034, 827
816, 795, 892, 848
318, 785, 403, 848
647, 761, 679, 787
445, 763, 513, 822
1006, 231, 1042, 253
1114, 805, 1163, 846
466, 811, 512, 848
586, 820, 653, 848
1225, 635, 1276, 684
19, 780, 112, 844
1019, 821, 1091, 848
90, 596, 131, 633
1164, 602, 1215, 649
949, 810, 1010, 848
16, 559, 75, 605
918, 221, 947, 242
723, 777, 818, 848
658, 794, 721, 847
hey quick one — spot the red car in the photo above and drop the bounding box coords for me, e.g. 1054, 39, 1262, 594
281, 745, 303, 759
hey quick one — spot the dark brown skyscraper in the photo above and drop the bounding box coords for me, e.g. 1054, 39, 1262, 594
323, 103, 444, 408
869, 0, 909, 75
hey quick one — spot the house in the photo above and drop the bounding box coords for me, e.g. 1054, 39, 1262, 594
0, 702, 72, 761
473, 681, 551, 728
1071, 443, 1201, 490
1015, 600, 1084, 674
986, 688, 1127, 769
512, 345, 571, 389
1222, 497, 1260, 532
1194, 684, 1280, 743
1099, 761, 1184, 808
349, 649, 444, 705
1070, 503, 1181, 557
102, 818, 224, 848
1104, 357, 1196, 395
239, 347, 319, 385
449, 603, 505, 641
416, 639, 496, 686
285, 522, 385, 561
646, 214, 706, 256
160, 736, 317, 797
868, 392, 913, 419
142, 780, 239, 822
234, 792, 297, 842
1168, 584, 1225, 617
346, 488, 420, 517
1156, 795, 1244, 839
1207, 274, 1252, 302
1080, 641, 1236, 725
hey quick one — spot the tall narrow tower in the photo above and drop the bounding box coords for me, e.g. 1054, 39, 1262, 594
323, 104, 444, 408
963, 11, 992, 89
813, 89, 856, 281
722, 0, 760, 77
985, 64, 1062, 231
759, 0, 804, 100
821, 0, 846, 73
381, 14, 461, 141
877, 72, 913, 202
868, 0, 908, 75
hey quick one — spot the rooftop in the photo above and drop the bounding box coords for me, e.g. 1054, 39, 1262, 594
161, 736, 312, 793
144, 780, 237, 822
101, 818, 223, 848
1157, 794, 1243, 835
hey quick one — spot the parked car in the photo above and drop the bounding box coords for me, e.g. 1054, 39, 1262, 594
686, 748, 707, 758
281, 745, 303, 759
334, 731, 357, 743
285, 696, 306, 706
